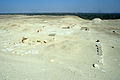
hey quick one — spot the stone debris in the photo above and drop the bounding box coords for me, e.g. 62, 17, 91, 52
37, 40, 48, 44
21, 38, 49, 44
92, 64, 99, 69
80, 27, 89, 31
37, 29, 42, 33
93, 40, 105, 71
43, 40, 47, 43
49, 38, 56, 42
22, 37, 28, 43
48, 33, 56, 36
98, 58, 104, 65
36, 40, 42, 43
62, 26, 70, 29
113, 31, 116, 33
96, 40, 103, 56
112, 46, 114, 48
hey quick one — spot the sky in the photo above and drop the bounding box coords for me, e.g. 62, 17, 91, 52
0, 0, 120, 13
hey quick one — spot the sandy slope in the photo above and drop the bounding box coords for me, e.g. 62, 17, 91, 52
0, 15, 120, 80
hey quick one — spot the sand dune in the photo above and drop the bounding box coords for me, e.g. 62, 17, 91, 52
0, 15, 120, 80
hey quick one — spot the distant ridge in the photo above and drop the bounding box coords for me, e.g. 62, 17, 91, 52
0, 13, 120, 20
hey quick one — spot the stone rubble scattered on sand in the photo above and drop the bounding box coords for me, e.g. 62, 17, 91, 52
98, 58, 104, 65
22, 37, 28, 43
3, 35, 57, 55
1, 15, 120, 80
92, 64, 99, 69
62, 26, 70, 29
80, 27, 89, 31
37, 29, 42, 33
93, 40, 105, 72
112, 46, 114, 48
96, 40, 103, 56
48, 33, 56, 36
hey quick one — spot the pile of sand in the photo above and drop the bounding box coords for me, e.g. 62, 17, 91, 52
92, 18, 102, 24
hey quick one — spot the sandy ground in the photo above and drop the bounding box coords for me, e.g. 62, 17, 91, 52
0, 15, 120, 80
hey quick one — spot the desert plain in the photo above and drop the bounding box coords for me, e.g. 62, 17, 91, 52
0, 15, 120, 80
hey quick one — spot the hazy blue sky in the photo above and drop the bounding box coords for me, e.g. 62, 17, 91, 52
0, 0, 120, 13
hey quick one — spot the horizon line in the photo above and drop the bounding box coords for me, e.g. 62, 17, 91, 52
0, 12, 120, 14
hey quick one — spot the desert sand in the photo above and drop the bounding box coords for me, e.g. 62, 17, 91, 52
0, 15, 120, 80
